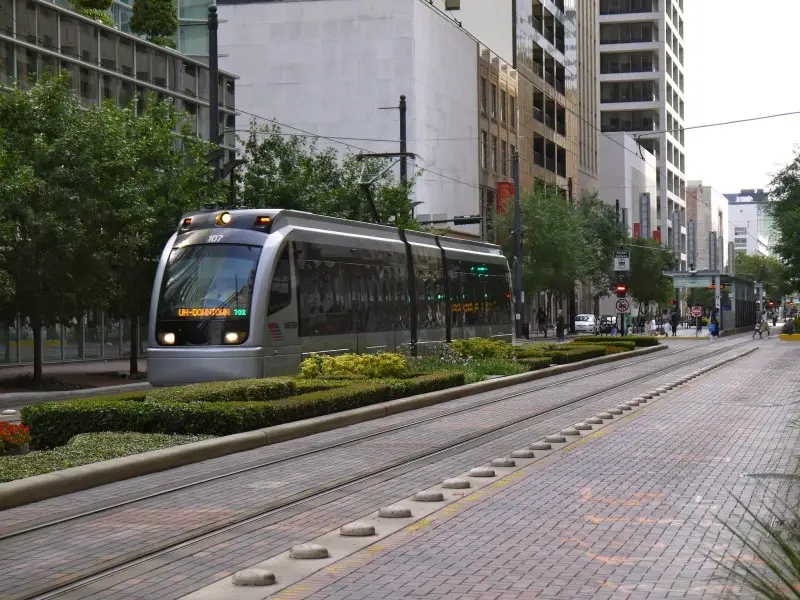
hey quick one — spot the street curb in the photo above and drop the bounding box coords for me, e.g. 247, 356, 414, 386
0, 345, 666, 510
0, 381, 152, 405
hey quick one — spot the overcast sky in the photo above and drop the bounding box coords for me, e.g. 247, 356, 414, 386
683, 0, 800, 195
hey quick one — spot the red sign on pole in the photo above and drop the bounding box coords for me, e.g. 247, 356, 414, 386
497, 182, 515, 214
691, 306, 702, 317
633, 223, 641, 239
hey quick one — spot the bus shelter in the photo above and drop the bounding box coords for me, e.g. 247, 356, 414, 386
665, 271, 760, 334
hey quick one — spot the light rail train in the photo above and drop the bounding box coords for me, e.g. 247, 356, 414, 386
147, 209, 512, 386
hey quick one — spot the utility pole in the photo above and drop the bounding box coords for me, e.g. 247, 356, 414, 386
399, 95, 407, 187
513, 151, 524, 339
208, 5, 220, 180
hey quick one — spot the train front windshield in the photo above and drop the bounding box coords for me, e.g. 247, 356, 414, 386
156, 243, 261, 346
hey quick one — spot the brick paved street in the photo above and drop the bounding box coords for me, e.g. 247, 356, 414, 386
0, 337, 779, 600
263, 338, 796, 600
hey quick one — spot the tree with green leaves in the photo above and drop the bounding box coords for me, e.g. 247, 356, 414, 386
768, 148, 800, 285
98, 94, 225, 374
577, 193, 629, 313
627, 238, 677, 310
735, 253, 791, 302
494, 185, 588, 319
0, 73, 116, 381
239, 124, 420, 229
0, 74, 222, 380
129, 0, 178, 48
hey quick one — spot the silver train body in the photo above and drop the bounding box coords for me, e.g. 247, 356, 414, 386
148, 209, 512, 386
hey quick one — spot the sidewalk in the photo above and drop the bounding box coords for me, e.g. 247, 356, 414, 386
270, 339, 796, 600
0, 359, 149, 409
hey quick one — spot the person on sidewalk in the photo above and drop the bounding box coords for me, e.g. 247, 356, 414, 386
709, 312, 720, 340
754, 310, 771, 339
537, 309, 547, 338
670, 310, 680, 336
556, 310, 565, 342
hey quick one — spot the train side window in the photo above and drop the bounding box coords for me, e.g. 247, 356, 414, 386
267, 245, 291, 315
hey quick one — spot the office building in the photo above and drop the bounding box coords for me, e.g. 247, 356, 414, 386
430, 0, 579, 198
478, 47, 518, 241
725, 189, 774, 256
598, 0, 687, 267
687, 181, 730, 270
0, 0, 237, 150
577, 0, 599, 194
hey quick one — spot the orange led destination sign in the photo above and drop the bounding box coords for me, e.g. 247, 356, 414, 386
177, 307, 232, 317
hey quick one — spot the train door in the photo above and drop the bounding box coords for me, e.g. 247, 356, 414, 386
262, 242, 303, 375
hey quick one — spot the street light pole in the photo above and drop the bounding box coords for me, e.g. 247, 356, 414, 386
208, 5, 220, 180
513, 151, 523, 339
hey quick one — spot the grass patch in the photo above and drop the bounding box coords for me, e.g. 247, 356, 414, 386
0, 432, 214, 482
410, 356, 531, 384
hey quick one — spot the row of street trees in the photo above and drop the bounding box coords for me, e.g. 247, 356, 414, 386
768, 147, 800, 294
0, 74, 414, 381
494, 186, 677, 320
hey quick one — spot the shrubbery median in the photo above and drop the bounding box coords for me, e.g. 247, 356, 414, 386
4, 335, 659, 483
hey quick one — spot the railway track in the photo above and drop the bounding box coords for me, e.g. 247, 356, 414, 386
2, 339, 755, 600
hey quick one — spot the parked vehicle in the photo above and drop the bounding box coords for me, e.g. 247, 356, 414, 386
574, 314, 598, 334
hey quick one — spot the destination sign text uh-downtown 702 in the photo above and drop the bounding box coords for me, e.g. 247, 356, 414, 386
176, 308, 248, 317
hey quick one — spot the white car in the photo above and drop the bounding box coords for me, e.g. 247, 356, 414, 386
574, 314, 598, 334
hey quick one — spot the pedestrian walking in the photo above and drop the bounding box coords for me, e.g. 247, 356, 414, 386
754, 310, 771, 339
556, 310, 565, 342
709, 312, 720, 340
537, 309, 547, 338
670, 310, 680, 337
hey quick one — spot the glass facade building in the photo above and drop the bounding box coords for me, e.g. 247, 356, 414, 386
512, 0, 578, 198
0, 0, 238, 366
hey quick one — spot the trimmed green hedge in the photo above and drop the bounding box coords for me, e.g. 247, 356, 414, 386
575, 336, 659, 348
573, 339, 636, 351
146, 377, 297, 403
22, 372, 465, 449
517, 357, 552, 370
548, 345, 606, 364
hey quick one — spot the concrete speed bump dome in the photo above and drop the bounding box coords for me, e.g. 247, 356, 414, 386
290, 543, 329, 559
413, 490, 445, 502
232, 568, 276, 587
469, 467, 496, 477
586, 417, 604, 424
574, 423, 592, 430
490, 458, 515, 467
340, 522, 376, 537
545, 435, 567, 444
607, 408, 623, 415
511, 449, 536, 458
442, 478, 470, 489
379, 505, 412, 518
530, 441, 552, 450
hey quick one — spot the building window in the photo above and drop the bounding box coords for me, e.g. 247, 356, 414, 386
500, 89, 507, 122
510, 95, 516, 128
480, 77, 487, 113
491, 83, 497, 118
501, 140, 508, 176
480, 130, 488, 169
734, 227, 747, 236
491, 135, 498, 172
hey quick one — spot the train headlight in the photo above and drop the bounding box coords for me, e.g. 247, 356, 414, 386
162, 332, 176, 345
215, 211, 232, 226
224, 332, 240, 344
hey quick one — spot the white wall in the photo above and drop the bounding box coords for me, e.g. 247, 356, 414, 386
688, 181, 729, 269
598, 132, 657, 237
218, 0, 479, 224
429, 0, 514, 66
728, 201, 769, 256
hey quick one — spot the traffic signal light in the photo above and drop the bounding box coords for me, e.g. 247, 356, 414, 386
615, 283, 628, 297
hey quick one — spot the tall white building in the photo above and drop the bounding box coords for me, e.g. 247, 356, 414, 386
686, 181, 729, 271
217, 0, 480, 233
598, 132, 657, 238
598, 0, 687, 268
724, 190, 773, 257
